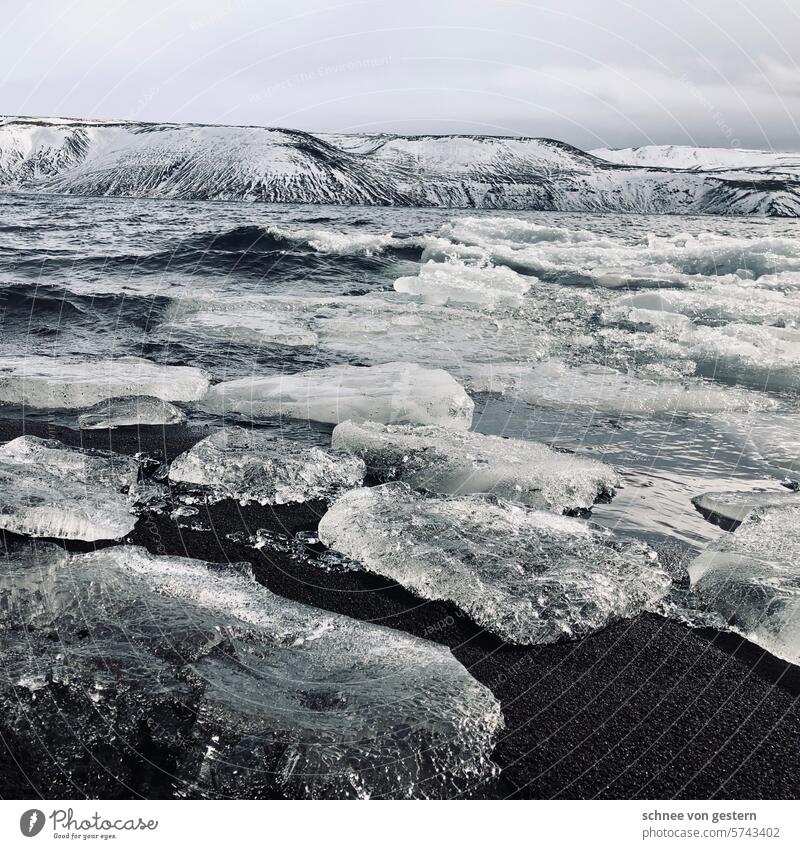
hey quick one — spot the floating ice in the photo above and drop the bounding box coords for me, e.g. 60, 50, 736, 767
166, 292, 555, 376
0, 355, 209, 409
393, 259, 531, 308
688, 504, 800, 665
202, 362, 474, 429
331, 420, 618, 512
0, 544, 502, 798
438, 218, 800, 289
78, 395, 186, 429
169, 426, 365, 505
159, 308, 318, 347
468, 360, 768, 415
605, 287, 800, 327
0, 436, 137, 540
318, 483, 669, 644
692, 488, 799, 528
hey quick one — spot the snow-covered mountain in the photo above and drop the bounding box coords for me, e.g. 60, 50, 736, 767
1, 116, 799, 216
591, 144, 800, 176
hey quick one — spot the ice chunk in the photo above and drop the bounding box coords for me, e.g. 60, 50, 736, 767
394, 259, 531, 308
688, 504, 800, 665
159, 309, 318, 346
169, 426, 365, 505
166, 292, 555, 377
692, 488, 799, 528
0, 544, 502, 799
78, 395, 186, 429
0, 436, 137, 540
318, 483, 669, 644
0, 355, 209, 409
202, 362, 474, 429
331, 420, 618, 512
468, 360, 768, 415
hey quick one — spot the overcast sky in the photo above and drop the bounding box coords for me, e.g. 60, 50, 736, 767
2, 0, 799, 150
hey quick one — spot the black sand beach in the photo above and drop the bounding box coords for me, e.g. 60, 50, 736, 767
1, 419, 798, 800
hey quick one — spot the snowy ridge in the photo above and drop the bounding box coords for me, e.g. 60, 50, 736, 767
1, 116, 800, 215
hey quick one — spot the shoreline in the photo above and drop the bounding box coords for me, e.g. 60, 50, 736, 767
1, 418, 798, 799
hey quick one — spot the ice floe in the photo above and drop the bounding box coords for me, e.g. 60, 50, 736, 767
692, 488, 799, 528
202, 362, 475, 429
0, 436, 137, 540
331, 420, 618, 512
0, 355, 209, 409
169, 426, 365, 505
318, 483, 669, 644
468, 360, 770, 415
0, 543, 503, 798
158, 308, 319, 347
393, 259, 531, 308
78, 395, 186, 429
688, 504, 800, 665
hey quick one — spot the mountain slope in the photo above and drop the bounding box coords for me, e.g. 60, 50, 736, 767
2, 116, 799, 216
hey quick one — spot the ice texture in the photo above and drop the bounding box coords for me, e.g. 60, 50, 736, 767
331, 420, 618, 512
393, 259, 531, 308
0, 544, 503, 798
318, 483, 669, 644
0, 436, 137, 540
202, 362, 474, 429
468, 360, 768, 415
159, 308, 319, 347
78, 395, 186, 429
0, 355, 210, 409
166, 292, 555, 379
169, 426, 365, 505
692, 489, 799, 528
688, 505, 800, 665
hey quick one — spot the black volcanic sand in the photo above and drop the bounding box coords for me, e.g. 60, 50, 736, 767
1, 418, 798, 800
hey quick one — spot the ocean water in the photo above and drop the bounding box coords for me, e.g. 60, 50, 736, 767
2, 191, 800, 557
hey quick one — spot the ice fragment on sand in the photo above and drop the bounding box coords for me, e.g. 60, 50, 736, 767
0, 436, 137, 540
0, 355, 209, 409
688, 504, 800, 665
0, 544, 503, 799
318, 483, 669, 644
169, 426, 365, 505
78, 395, 186, 429
202, 362, 474, 429
331, 420, 618, 512
692, 488, 799, 528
